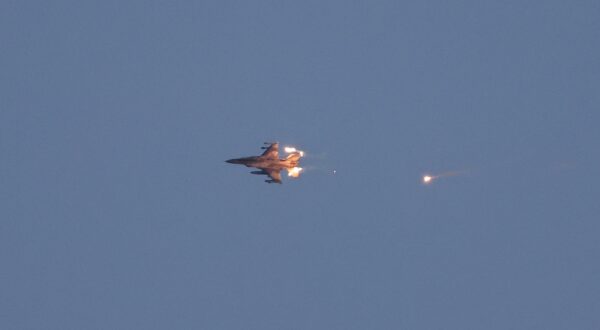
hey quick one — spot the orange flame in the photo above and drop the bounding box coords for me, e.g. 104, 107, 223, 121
284, 146, 304, 157
287, 167, 303, 178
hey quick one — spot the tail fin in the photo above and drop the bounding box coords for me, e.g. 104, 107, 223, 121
285, 152, 302, 162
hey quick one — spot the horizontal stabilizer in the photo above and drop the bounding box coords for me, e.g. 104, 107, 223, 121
285, 152, 302, 162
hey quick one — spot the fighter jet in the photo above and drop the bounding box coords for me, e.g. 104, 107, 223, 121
226, 142, 303, 184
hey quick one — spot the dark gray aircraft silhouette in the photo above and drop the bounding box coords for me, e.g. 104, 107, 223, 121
226, 142, 303, 183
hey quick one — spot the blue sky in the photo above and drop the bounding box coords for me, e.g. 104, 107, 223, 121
2, 1, 600, 329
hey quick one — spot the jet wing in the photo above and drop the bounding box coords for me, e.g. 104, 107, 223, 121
264, 168, 282, 184
251, 168, 282, 183
260, 142, 279, 160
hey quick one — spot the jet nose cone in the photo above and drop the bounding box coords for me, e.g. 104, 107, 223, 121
225, 159, 238, 164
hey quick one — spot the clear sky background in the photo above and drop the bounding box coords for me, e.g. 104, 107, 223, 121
2, 1, 600, 329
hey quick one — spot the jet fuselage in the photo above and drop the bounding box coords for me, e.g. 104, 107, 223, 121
225, 156, 299, 170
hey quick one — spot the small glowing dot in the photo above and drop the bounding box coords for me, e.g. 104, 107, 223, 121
423, 175, 433, 184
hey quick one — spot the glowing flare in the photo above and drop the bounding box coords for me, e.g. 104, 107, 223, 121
287, 167, 303, 178
423, 175, 433, 184
284, 146, 304, 157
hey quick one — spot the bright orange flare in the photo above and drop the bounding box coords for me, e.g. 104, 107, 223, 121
423, 175, 433, 184
284, 146, 304, 157
287, 167, 303, 178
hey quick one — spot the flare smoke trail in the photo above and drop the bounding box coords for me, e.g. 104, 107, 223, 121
422, 170, 467, 184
